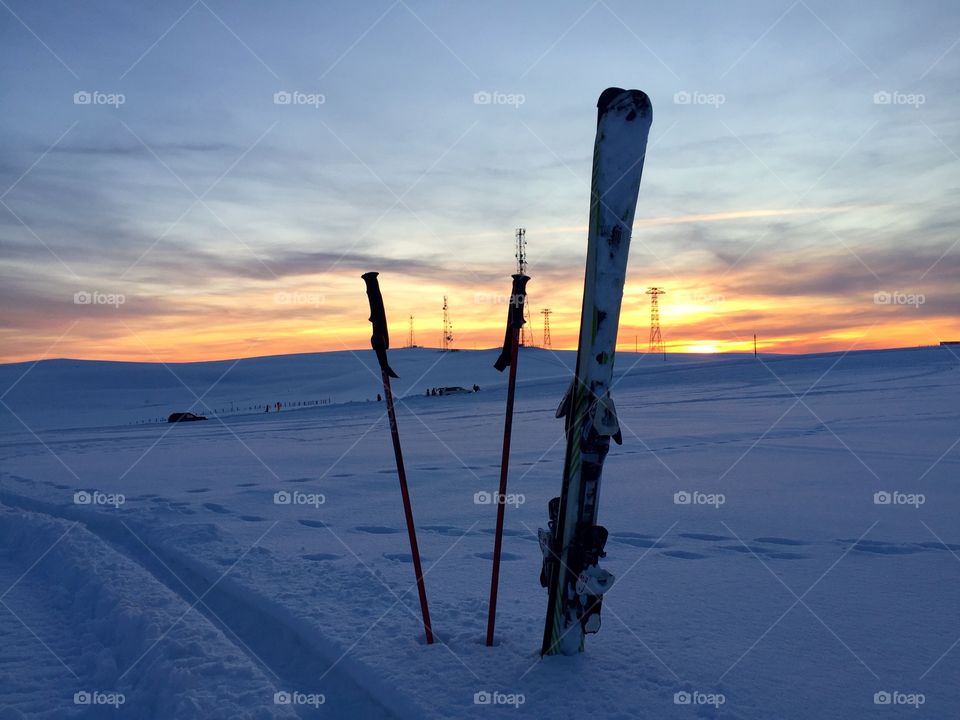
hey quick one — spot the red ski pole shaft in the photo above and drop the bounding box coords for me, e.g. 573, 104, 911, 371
486, 326, 521, 646
382, 371, 434, 644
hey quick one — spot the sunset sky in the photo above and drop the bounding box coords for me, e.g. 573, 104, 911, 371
1, 0, 958, 363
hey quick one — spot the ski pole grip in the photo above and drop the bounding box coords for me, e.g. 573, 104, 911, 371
362, 272, 390, 349
508, 274, 530, 329
362, 271, 399, 378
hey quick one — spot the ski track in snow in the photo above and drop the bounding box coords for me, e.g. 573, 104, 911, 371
0, 347, 959, 718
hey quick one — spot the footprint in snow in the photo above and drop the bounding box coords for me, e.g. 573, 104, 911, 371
617, 538, 670, 548
662, 550, 707, 560
240, 515, 266, 522
473, 552, 522, 561
330, 473, 354, 478
356, 525, 402, 534
186, 488, 210, 494
919, 541, 960, 551
236, 482, 258, 488
203, 502, 231, 514
679, 533, 731, 542
285, 477, 313, 484
303, 553, 341, 562
754, 537, 809, 546
298, 519, 328, 529
611, 531, 659, 539
421, 525, 469, 537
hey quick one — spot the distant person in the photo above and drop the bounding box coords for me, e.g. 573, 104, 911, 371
425, 389, 430, 397
265, 405, 269, 413
377, 393, 382, 402
473, 384, 480, 392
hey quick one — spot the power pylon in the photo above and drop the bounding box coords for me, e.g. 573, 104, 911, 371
541, 308, 552, 349
646, 287, 665, 356
441, 296, 453, 351
408, 315, 416, 348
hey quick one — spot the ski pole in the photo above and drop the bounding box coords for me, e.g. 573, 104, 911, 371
486, 273, 529, 646
361, 271, 434, 645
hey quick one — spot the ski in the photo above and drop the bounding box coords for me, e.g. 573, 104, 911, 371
540, 88, 653, 656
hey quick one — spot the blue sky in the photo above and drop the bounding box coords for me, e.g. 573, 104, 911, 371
1, 0, 958, 360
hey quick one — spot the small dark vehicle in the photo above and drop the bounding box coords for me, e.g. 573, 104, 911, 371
167, 412, 207, 423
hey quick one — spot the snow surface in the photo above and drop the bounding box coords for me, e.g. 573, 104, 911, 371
1, 346, 958, 718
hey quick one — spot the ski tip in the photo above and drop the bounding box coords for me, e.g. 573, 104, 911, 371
597, 88, 652, 122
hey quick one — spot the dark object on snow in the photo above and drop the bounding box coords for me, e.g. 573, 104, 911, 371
437, 386, 471, 396
473, 384, 480, 392
361, 271, 399, 379
167, 412, 207, 423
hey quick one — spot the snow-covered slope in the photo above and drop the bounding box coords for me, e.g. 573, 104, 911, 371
1, 346, 958, 718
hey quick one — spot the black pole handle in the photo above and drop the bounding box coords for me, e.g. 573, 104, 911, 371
494, 274, 530, 372
362, 271, 399, 379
